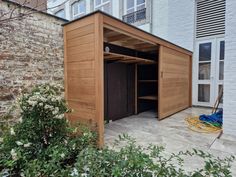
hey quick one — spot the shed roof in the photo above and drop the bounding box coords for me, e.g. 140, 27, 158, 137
63, 10, 192, 55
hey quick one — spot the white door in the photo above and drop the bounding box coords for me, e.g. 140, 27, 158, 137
216, 38, 225, 105
193, 37, 225, 107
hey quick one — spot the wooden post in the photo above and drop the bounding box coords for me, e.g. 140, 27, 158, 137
135, 64, 138, 114
94, 13, 104, 147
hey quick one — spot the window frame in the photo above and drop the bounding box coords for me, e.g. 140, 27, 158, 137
94, 0, 111, 14
71, 0, 86, 19
125, 0, 146, 15
55, 9, 65, 18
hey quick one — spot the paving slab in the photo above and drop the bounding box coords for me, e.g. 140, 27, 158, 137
104, 107, 236, 175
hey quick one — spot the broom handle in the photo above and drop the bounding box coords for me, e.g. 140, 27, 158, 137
212, 88, 223, 114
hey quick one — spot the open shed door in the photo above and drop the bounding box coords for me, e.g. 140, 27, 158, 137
158, 46, 192, 119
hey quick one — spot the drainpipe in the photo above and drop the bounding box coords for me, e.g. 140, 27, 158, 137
150, 0, 153, 34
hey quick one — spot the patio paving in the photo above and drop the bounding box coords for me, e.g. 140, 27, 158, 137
104, 107, 236, 175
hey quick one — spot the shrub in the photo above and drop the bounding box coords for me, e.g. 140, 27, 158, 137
74, 134, 235, 177
0, 84, 234, 177
0, 84, 97, 176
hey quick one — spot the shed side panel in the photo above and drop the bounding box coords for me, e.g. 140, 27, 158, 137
64, 17, 96, 124
158, 46, 191, 119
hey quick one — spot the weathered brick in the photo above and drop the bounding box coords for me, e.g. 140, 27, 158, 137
0, 1, 66, 116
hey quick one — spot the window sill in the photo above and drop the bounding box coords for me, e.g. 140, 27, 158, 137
124, 18, 149, 27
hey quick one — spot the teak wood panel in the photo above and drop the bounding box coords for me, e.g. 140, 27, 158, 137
102, 15, 192, 56
64, 14, 104, 146
64, 12, 193, 146
158, 46, 192, 119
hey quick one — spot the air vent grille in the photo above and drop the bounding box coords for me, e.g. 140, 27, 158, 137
196, 0, 225, 38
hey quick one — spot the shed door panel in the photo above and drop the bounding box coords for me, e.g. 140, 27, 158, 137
158, 46, 191, 119
105, 63, 135, 121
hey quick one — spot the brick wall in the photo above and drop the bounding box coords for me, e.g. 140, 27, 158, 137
0, 1, 66, 115
223, 0, 236, 136
9, 0, 47, 11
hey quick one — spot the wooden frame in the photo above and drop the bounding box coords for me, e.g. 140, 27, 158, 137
63, 11, 192, 146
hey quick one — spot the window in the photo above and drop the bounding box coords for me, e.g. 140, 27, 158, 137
55, 9, 65, 18
123, 0, 146, 24
126, 0, 145, 14
72, 0, 86, 19
94, 0, 111, 14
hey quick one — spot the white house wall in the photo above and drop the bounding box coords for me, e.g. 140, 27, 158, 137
48, 0, 150, 32
152, 0, 169, 40
223, 0, 236, 136
152, 0, 195, 51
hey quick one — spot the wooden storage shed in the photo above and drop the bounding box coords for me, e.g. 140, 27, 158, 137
63, 11, 192, 146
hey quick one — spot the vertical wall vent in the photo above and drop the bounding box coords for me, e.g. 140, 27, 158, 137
196, 0, 225, 38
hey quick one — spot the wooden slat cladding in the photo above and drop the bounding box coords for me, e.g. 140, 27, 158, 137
67, 33, 94, 47
158, 46, 191, 119
67, 43, 94, 55
103, 15, 192, 56
64, 16, 97, 125
64, 12, 193, 146
67, 100, 96, 122
66, 24, 94, 40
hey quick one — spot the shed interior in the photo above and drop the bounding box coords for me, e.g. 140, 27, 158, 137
103, 28, 159, 122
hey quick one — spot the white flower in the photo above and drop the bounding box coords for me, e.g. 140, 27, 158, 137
39, 102, 43, 106
16, 141, 23, 146
19, 117, 23, 123
81, 173, 88, 177
83, 165, 89, 172
55, 114, 64, 119
10, 149, 17, 160
0, 137, 3, 143
45, 105, 54, 111
20, 172, 25, 177
23, 143, 32, 148
72, 143, 76, 150
1, 169, 10, 176
39, 97, 47, 102
10, 128, 15, 135
73, 128, 78, 133
44, 105, 48, 109
71, 168, 78, 177
28, 100, 37, 106
60, 153, 65, 158
52, 107, 59, 115
55, 96, 62, 101
55, 107, 59, 112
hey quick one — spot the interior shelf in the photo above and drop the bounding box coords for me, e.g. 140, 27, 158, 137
138, 80, 157, 83
104, 52, 156, 64
138, 95, 157, 101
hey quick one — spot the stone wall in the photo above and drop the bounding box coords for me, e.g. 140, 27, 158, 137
9, 0, 47, 11
0, 1, 66, 115
223, 0, 236, 136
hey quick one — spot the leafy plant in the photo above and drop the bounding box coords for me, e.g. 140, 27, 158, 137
0, 84, 234, 177
74, 134, 235, 177
0, 84, 97, 176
